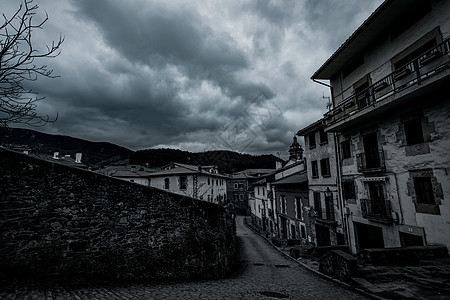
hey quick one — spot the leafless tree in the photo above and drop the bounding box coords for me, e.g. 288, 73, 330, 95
0, 0, 63, 127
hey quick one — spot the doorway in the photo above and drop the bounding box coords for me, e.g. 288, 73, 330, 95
355, 222, 384, 250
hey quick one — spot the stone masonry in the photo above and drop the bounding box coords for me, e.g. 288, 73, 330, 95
0, 148, 237, 282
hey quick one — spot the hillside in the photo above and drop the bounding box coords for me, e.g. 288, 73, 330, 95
1, 128, 283, 172
0, 127, 134, 167
130, 148, 283, 174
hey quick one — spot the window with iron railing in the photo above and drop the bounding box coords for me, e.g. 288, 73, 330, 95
360, 199, 392, 221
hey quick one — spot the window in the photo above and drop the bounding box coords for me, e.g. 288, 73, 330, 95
414, 177, 435, 204
319, 130, 328, 144
311, 160, 319, 178
180, 175, 187, 190
368, 182, 385, 202
164, 178, 170, 189
308, 133, 316, 148
341, 140, 351, 159
238, 183, 244, 189
300, 225, 306, 239
313, 192, 321, 215
208, 178, 210, 185
234, 183, 238, 189
295, 197, 302, 219
355, 80, 370, 109
320, 158, 331, 177
233, 194, 238, 201
257, 187, 260, 195
405, 118, 424, 145
239, 194, 244, 200
280, 195, 286, 214
343, 181, 356, 201
262, 188, 265, 196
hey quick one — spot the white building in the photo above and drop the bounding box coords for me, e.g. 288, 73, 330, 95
312, 0, 450, 253
147, 162, 228, 204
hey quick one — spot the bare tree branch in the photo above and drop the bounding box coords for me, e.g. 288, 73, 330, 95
0, 0, 64, 127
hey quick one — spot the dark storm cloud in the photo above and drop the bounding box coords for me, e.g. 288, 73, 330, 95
5, 0, 384, 156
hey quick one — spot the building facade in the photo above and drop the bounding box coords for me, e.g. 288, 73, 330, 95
312, 0, 450, 253
228, 169, 275, 214
271, 137, 309, 241
297, 121, 345, 247
147, 163, 228, 204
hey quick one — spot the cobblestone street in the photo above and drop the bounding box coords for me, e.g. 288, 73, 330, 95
0, 216, 368, 299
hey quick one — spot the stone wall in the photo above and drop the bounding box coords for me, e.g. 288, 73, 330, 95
0, 148, 237, 282
319, 250, 357, 281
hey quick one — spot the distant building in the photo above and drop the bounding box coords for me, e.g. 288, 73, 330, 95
312, 0, 450, 253
249, 172, 276, 236
147, 162, 228, 204
98, 164, 156, 185
228, 168, 275, 214
268, 137, 308, 241
298, 120, 345, 247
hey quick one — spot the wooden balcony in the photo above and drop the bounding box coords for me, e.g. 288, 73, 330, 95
324, 38, 450, 128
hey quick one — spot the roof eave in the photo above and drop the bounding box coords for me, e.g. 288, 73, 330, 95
311, 0, 393, 80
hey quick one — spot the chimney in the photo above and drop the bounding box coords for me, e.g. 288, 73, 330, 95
75, 153, 82, 164
276, 161, 282, 170
53, 152, 59, 159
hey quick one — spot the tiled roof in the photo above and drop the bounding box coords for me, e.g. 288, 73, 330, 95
272, 172, 308, 185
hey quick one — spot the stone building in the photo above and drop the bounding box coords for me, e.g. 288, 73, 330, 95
271, 137, 309, 241
311, 0, 450, 253
249, 173, 275, 235
228, 169, 275, 215
147, 162, 228, 204
297, 120, 346, 246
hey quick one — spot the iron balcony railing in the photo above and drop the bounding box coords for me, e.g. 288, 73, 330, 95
356, 149, 386, 173
360, 199, 392, 223
324, 37, 450, 126
311, 207, 336, 223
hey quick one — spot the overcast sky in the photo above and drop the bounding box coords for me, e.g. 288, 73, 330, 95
4, 0, 384, 157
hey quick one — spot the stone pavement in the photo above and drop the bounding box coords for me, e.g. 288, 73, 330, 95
0, 216, 368, 300
261, 226, 450, 300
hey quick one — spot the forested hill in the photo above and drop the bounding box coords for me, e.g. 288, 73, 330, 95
0, 127, 133, 166
130, 149, 283, 174
1, 127, 283, 172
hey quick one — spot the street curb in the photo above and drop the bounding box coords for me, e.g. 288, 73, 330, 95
242, 218, 387, 300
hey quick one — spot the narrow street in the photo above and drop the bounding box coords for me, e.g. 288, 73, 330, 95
1, 216, 369, 299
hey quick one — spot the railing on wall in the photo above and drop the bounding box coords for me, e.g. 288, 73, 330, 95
356, 149, 386, 173
324, 38, 450, 126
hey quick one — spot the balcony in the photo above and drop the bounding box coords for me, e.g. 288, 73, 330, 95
323, 38, 450, 128
311, 207, 336, 225
356, 150, 385, 173
360, 199, 392, 223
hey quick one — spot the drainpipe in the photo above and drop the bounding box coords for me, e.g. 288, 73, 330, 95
312, 78, 332, 88
334, 132, 349, 249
